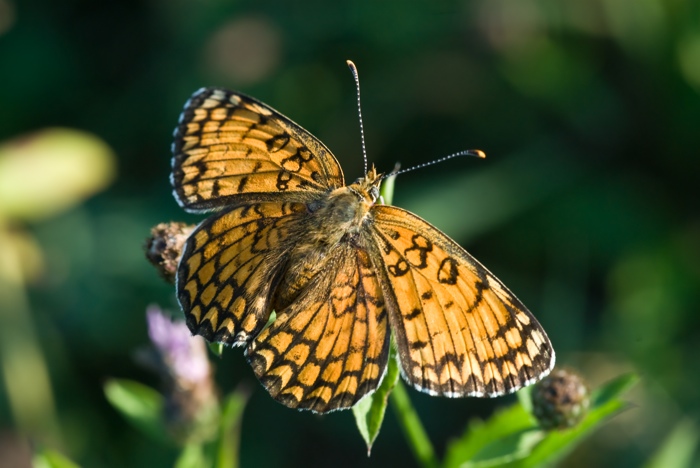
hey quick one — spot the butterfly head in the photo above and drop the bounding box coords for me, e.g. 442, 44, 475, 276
349, 165, 383, 204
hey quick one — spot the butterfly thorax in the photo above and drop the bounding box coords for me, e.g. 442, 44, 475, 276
272, 169, 382, 310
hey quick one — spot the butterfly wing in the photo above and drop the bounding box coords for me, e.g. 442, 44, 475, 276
177, 201, 307, 345
172, 87, 345, 212
367, 205, 555, 397
246, 243, 390, 413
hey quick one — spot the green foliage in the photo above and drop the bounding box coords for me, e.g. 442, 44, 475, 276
33, 449, 82, 468
444, 403, 540, 468
444, 374, 639, 468
103, 379, 168, 445
105, 379, 249, 467
174, 443, 207, 468
208, 342, 225, 357
390, 382, 439, 468
645, 419, 700, 468
353, 344, 401, 454
380, 170, 397, 206
215, 390, 249, 468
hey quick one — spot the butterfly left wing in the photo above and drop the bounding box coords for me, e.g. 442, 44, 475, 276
177, 201, 307, 346
367, 205, 555, 398
172, 87, 345, 212
246, 243, 390, 413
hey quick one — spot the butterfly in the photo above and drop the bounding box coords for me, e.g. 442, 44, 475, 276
171, 80, 555, 414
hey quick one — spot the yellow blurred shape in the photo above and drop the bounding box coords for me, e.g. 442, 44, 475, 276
0, 128, 116, 222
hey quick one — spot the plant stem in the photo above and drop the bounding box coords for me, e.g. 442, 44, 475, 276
390, 381, 439, 468
0, 228, 59, 442
216, 388, 249, 468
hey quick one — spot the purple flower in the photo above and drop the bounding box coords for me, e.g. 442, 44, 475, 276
146, 305, 210, 385
143, 305, 219, 443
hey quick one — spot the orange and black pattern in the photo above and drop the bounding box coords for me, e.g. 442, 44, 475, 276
172, 86, 555, 413
369, 205, 553, 397
177, 201, 307, 345
172, 87, 343, 212
246, 244, 390, 413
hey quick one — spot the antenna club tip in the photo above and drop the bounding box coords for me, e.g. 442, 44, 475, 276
346, 59, 357, 70
472, 149, 486, 159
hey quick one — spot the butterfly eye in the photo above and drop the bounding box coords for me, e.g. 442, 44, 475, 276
369, 186, 379, 202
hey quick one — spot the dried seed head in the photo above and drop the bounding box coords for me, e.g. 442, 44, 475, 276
145, 222, 194, 283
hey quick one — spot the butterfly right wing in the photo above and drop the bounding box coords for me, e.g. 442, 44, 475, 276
176, 200, 306, 345
367, 205, 555, 398
172, 87, 345, 212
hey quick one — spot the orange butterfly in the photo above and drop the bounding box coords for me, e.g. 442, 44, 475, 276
171, 70, 554, 413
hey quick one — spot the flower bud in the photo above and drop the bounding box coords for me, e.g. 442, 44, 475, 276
531, 368, 589, 430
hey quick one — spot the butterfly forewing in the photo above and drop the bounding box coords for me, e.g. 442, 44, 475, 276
246, 243, 390, 413
177, 201, 307, 345
367, 205, 555, 397
172, 87, 344, 212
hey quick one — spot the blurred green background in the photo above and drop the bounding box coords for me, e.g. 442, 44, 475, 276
1, 0, 699, 466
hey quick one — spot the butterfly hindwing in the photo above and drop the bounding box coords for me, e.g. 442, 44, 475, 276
246, 243, 390, 413
367, 205, 555, 397
172, 87, 345, 212
177, 200, 307, 346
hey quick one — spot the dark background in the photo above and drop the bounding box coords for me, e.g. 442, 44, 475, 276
1, 0, 699, 466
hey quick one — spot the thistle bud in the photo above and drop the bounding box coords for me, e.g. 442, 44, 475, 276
531, 368, 590, 430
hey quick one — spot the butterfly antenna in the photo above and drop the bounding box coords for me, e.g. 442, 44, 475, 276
347, 60, 369, 174
382, 149, 486, 180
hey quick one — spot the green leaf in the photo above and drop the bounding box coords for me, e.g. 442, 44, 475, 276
103, 379, 167, 443
353, 344, 401, 454
215, 388, 251, 468
644, 418, 699, 468
175, 443, 207, 468
32, 449, 81, 468
444, 373, 639, 468
208, 341, 225, 357
444, 402, 540, 468
590, 372, 638, 407
380, 170, 397, 206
